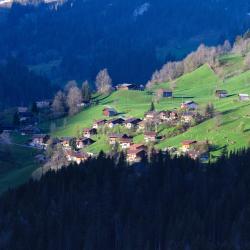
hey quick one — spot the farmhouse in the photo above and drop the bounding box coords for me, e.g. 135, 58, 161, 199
93, 119, 107, 129
118, 137, 133, 150
181, 112, 195, 123
130, 144, 147, 151
61, 137, 73, 149
138, 120, 146, 130
239, 94, 250, 101
65, 150, 89, 165
159, 111, 172, 121
83, 128, 97, 138
125, 118, 142, 129
188, 150, 209, 162
144, 111, 159, 120
107, 118, 125, 128
18, 107, 28, 113
144, 132, 157, 143
30, 134, 50, 149
103, 107, 118, 117
116, 83, 136, 91
215, 90, 228, 98
181, 140, 197, 152
108, 134, 129, 145
127, 148, 146, 163
181, 101, 198, 110
36, 100, 51, 109
76, 138, 95, 149
157, 89, 173, 98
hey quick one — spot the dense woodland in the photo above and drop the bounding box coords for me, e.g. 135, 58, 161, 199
0, 0, 250, 84
0, 59, 54, 108
1, 150, 250, 249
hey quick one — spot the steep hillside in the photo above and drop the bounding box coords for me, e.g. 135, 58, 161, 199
53, 54, 250, 156
0, 0, 250, 84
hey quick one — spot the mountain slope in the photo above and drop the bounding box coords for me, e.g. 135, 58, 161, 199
0, 0, 250, 84
53, 54, 250, 156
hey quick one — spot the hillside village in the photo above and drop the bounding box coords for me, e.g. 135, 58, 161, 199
2, 34, 250, 175
2, 75, 250, 168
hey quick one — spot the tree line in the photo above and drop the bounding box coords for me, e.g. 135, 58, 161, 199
147, 31, 250, 88
0, 59, 54, 109
51, 68, 112, 117
1, 149, 250, 249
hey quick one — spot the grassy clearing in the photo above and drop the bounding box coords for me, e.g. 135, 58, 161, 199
0, 141, 40, 194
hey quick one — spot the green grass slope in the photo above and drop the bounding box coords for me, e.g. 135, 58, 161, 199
54, 56, 250, 156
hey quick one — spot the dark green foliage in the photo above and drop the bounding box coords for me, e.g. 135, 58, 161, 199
31, 102, 38, 114
0, 0, 249, 84
149, 101, 155, 112
12, 111, 20, 126
1, 150, 250, 249
69, 138, 77, 151
0, 59, 54, 109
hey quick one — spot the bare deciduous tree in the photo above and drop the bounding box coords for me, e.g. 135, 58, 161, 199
64, 80, 77, 93
52, 91, 66, 116
95, 68, 112, 94
67, 86, 83, 116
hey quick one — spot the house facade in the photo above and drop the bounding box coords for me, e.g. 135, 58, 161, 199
239, 94, 250, 101
103, 108, 118, 117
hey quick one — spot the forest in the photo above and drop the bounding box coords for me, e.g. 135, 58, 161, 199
0, 0, 250, 84
0, 150, 250, 250
0, 59, 54, 109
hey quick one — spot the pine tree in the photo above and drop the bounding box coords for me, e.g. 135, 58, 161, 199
149, 101, 155, 112
31, 101, 38, 114
13, 111, 20, 126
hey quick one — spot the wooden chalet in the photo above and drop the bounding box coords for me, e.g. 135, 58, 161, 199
144, 132, 157, 143
60, 137, 73, 148
107, 118, 125, 128
83, 128, 97, 138
129, 144, 147, 151
144, 111, 159, 120
239, 94, 250, 101
76, 138, 95, 149
138, 120, 146, 131
157, 89, 173, 98
181, 101, 198, 110
181, 140, 197, 152
30, 134, 50, 149
65, 150, 89, 165
93, 119, 107, 129
159, 111, 172, 121
103, 107, 118, 117
116, 83, 137, 91
181, 112, 195, 123
118, 137, 133, 150
215, 90, 228, 98
36, 100, 51, 109
108, 134, 130, 145
127, 148, 146, 163
125, 118, 142, 129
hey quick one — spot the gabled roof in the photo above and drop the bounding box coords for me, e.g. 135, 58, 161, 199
127, 148, 146, 155
182, 140, 197, 146
103, 107, 117, 112
144, 131, 157, 137
125, 117, 142, 124
109, 133, 129, 139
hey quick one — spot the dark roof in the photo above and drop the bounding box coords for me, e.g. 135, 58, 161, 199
125, 118, 142, 124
